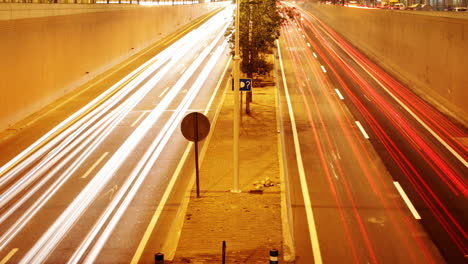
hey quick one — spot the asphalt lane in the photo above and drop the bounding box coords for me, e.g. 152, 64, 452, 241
296, 6, 467, 263
277, 6, 452, 263
0, 7, 232, 264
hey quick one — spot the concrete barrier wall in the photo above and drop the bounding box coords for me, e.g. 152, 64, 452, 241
299, 3, 468, 125
0, 2, 228, 131
0, 4, 144, 20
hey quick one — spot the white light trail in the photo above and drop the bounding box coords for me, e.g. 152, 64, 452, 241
0, 109, 125, 249
78, 38, 229, 264
0, 108, 123, 214
0, 6, 213, 235
0, 39, 189, 212
19, 8, 232, 263
71, 13, 231, 264
0, 43, 171, 182
130, 50, 232, 264
0, 57, 166, 187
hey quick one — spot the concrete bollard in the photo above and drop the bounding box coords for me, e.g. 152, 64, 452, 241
270, 249, 279, 264
155, 252, 164, 264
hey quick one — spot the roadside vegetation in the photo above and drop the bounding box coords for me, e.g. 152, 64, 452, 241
225, 0, 283, 78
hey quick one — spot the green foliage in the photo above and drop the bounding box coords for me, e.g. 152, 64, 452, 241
226, 0, 283, 77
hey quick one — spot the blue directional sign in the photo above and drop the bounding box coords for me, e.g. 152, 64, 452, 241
240, 78, 252, 91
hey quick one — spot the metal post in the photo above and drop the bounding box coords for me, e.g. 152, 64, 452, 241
246, 91, 251, 114
155, 252, 164, 264
222, 240, 226, 264
194, 114, 200, 198
269, 249, 278, 264
232, 0, 241, 193
240, 91, 243, 113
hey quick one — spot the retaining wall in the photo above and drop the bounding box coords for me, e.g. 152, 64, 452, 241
299, 3, 468, 125
0, 2, 228, 131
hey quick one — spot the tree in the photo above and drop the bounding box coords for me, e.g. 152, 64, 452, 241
225, 0, 282, 113
226, 0, 283, 78
241, 0, 283, 78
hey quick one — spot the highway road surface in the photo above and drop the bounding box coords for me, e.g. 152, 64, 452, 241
0, 7, 233, 264
1, 3, 466, 264
276, 3, 466, 264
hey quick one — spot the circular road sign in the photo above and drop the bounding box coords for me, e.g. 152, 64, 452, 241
181, 112, 210, 142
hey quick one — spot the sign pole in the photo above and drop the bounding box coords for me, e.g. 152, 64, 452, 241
194, 114, 200, 198
181, 112, 210, 198
232, 0, 241, 193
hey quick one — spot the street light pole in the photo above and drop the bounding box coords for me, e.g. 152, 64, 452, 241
232, 0, 241, 193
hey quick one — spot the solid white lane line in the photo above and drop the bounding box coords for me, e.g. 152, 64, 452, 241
335, 89, 344, 100
131, 112, 147, 127
393, 181, 421, 220
81, 152, 109, 179
0, 248, 18, 264
320, 65, 327, 73
313, 52, 317, 58
159, 87, 170, 98
307, 43, 311, 47
277, 39, 323, 264
355, 121, 370, 139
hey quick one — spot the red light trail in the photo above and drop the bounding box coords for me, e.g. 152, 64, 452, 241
279, 3, 467, 262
